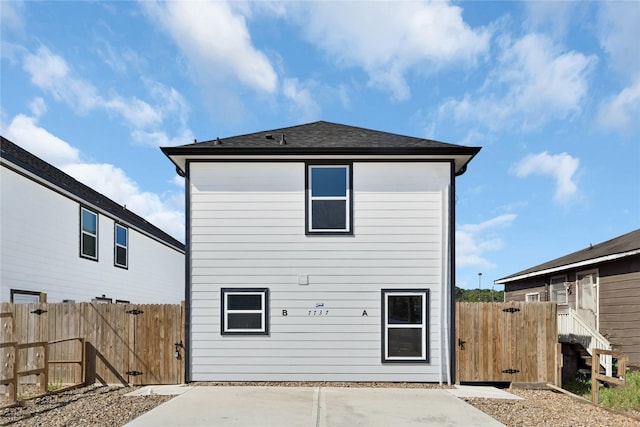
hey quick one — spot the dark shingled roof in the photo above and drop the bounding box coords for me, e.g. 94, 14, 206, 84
162, 121, 481, 175
179, 121, 470, 149
1, 136, 184, 252
496, 229, 640, 283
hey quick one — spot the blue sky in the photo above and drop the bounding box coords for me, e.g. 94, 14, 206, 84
1, 1, 638, 289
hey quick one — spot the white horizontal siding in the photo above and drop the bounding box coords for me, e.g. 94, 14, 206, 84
188, 161, 450, 382
0, 164, 183, 303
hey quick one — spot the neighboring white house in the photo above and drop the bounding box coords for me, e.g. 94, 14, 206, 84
1, 136, 185, 304
162, 121, 480, 383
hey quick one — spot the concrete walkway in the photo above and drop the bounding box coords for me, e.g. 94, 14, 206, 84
125, 386, 506, 427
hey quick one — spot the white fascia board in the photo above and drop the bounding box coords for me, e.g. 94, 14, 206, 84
494, 249, 640, 284
171, 153, 472, 174
2, 159, 185, 254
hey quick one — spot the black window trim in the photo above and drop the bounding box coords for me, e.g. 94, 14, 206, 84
381, 288, 430, 363
80, 206, 99, 261
114, 223, 129, 269
305, 162, 353, 235
220, 288, 270, 335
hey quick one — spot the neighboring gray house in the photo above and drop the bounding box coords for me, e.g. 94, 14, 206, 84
1, 136, 185, 304
496, 229, 640, 372
162, 121, 480, 383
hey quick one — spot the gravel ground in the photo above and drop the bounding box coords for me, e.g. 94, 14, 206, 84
465, 389, 640, 427
2, 383, 639, 426
0, 385, 172, 427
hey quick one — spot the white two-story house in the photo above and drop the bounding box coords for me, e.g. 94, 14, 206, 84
162, 121, 480, 383
1, 136, 184, 304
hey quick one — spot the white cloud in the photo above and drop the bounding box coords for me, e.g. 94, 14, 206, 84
1, 113, 185, 242
596, 2, 640, 135
513, 152, 580, 203
524, 1, 578, 39
282, 78, 321, 122
597, 2, 640, 80
597, 80, 640, 135
288, 1, 490, 101
141, 1, 277, 94
29, 97, 47, 118
2, 113, 80, 166
20, 45, 192, 147
438, 33, 596, 131
0, 0, 25, 33
23, 46, 100, 113
456, 214, 517, 268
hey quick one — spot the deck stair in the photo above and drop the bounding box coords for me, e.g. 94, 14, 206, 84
558, 307, 612, 376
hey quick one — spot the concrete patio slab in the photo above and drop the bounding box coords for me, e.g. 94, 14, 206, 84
447, 385, 524, 400
124, 386, 505, 427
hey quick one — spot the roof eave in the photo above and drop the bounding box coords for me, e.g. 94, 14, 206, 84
494, 248, 640, 284
161, 146, 481, 176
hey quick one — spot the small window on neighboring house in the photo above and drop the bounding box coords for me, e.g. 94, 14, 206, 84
550, 275, 568, 305
114, 224, 128, 268
382, 289, 429, 362
307, 164, 351, 234
80, 207, 98, 260
525, 292, 540, 302
11, 289, 46, 303
221, 288, 269, 335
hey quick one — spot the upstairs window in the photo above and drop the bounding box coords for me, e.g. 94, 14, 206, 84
80, 207, 98, 260
550, 275, 568, 305
221, 288, 269, 335
114, 224, 128, 269
525, 292, 540, 302
307, 164, 351, 234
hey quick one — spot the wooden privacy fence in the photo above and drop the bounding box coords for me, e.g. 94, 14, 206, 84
0, 302, 184, 392
456, 301, 559, 385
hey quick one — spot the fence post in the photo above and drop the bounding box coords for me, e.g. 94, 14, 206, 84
591, 351, 600, 404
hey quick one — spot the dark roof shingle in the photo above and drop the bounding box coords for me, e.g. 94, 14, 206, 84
180, 121, 468, 149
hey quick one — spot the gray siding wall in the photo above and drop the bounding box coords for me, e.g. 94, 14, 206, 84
599, 255, 640, 367
189, 161, 451, 382
1, 163, 184, 303
504, 278, 547, 302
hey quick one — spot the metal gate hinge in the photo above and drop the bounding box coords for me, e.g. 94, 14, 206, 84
126, 309, 144, 315
126, 371, 143, 376
30, 309, 48, 315
502, 369, 520, 374
502, 307, 521, 313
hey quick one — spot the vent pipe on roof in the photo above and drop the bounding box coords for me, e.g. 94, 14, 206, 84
279, 134, 286, 145
213, 137, 221, 146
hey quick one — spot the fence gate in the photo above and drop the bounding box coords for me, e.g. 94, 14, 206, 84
125, 304, 184, 385
456, 302, 558, 384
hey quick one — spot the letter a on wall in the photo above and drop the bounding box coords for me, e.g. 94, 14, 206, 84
362, 310, 368, 316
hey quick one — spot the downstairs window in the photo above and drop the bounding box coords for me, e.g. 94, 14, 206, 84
382, 289, 429, 362
221, 288, 269, 335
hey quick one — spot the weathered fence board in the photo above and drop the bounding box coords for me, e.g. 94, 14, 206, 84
456, 302, 558, 385
0, 302, 183, 387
